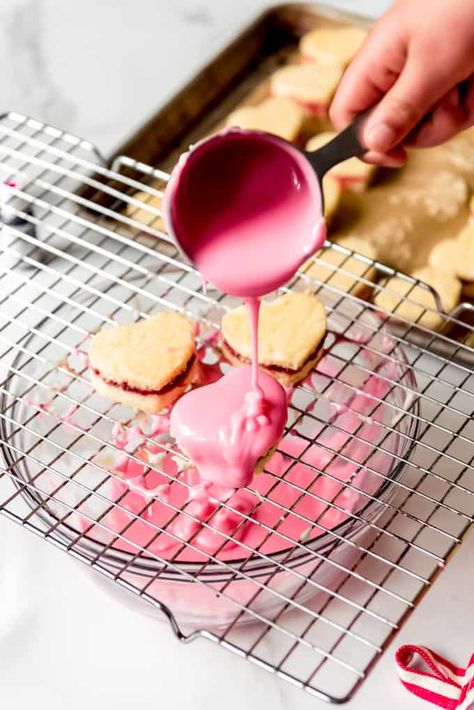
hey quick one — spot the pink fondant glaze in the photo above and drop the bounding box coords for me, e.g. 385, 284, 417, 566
170, 365, 287, 489
163, 129, 325, 298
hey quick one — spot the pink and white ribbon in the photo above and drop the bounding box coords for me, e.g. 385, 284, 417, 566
396, 645, 474, 709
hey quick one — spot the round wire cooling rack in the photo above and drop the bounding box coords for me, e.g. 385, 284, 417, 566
0, 296, 418, 644
1, 112, 473, 704
0, 299, 420, 587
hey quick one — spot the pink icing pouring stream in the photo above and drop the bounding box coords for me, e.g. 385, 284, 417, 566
162, 121, 375, 489
247, 297, 260, 392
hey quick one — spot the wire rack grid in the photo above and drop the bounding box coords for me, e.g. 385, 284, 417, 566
0, 112, 473, 704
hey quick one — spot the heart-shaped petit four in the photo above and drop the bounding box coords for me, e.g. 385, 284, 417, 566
300, 26, 367, 67
89, 312, 197, 413
221, 292, 327, 386
270, 62, 343, 116
170, 365, 287, 489
374, 266, 461, 329
225, 97, 305, 142
306, 132, 376, 191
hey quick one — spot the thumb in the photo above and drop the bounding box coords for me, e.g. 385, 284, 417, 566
363, 58, 454, 152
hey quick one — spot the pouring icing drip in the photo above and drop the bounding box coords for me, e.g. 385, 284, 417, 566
165, 130, 326, 489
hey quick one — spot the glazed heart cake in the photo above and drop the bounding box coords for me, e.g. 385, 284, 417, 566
225, 97, 305, 142
170, 364, 287, 489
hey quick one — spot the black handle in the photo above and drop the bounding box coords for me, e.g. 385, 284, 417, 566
304, 109, 372, 181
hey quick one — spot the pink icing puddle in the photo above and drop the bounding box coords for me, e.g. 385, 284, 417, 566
25, 322, 400, 566
105, 428, 386, 564
164, 130, 326, 489
102, 344, 397, 564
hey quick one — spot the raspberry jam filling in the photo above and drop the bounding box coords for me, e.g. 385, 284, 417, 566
334, 175, 367, 189
93, 355, 196, 396
222, 340, 324, 374
296, 100, 329, 117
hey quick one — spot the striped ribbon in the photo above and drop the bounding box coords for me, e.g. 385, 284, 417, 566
396, 645, 474, 709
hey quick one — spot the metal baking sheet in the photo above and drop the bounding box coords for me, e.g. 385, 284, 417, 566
104, 2, 474, 350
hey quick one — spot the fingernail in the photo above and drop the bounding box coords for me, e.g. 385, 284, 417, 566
365, 123, 397, 152
363, 151, 406, 167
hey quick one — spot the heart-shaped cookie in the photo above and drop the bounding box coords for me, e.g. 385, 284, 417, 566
89, 312, 197, 413
270, 62, 343, 116
225, 97, 305, 142
221, 292, 327, 386
306, 132, 376, 191
300, 27, 367, 67
374, 266, 461, 329
171, 364, 287, 489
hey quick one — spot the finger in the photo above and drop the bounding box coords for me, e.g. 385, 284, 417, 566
362, 54, 458, 153
362, 145, 408, 167
330, 20, 405, 129
404, 85, 465, 148
330, 61, 399, 130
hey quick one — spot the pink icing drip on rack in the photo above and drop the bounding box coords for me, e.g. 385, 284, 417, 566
103, 331, 397, 563
23, 314, 399, 563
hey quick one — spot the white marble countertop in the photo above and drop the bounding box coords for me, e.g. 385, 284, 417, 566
0, 2, 473, 709
0, 0, 391, 159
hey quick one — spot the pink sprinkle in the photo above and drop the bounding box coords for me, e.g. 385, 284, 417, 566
63, 404, 79, 419
58, 405, 87, 431
72, 348, 89, 367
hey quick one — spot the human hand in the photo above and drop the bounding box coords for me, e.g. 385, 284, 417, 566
330, 0, 474, 165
